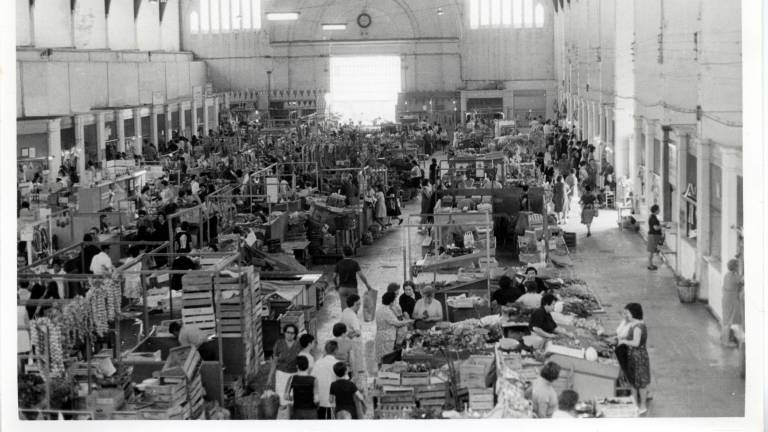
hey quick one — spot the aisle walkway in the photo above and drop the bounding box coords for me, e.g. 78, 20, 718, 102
313, 182, 744, 418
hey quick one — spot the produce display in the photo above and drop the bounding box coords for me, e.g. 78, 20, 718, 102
18, 373, 45, 408
61, 276, 122, 344
29, 317, 65, 378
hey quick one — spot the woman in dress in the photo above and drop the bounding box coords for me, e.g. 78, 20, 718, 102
552, 175, 569, 224
618, 303, 651, 415
579, 185, 597, 237
374, 185, 388, 228
385, 185, 404, 226
268, 324, 302, 406
374, 292, 413, 366
720, 259, 744, 346
646, 205, 663, 270
386, 283, 408, 346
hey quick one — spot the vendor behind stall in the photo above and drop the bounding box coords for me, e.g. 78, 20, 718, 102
491, 275, 524, 310
412, 285, 443, 330
528, 294, 573, 339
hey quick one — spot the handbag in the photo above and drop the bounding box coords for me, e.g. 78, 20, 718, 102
363, 288, 378, 322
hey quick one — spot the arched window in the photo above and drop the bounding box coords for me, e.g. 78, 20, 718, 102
200, 0, 210, 33
231, 0, 241, 31
523, 0, 533, 27
190, 11, 200, 34
242, 0, 251, 29
221, 0, 230, 32
534, 2, 544, 28
512, 0, 522, 28
210, 0, 220, 33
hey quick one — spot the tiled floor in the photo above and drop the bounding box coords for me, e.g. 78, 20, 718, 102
313, 176, 745, 417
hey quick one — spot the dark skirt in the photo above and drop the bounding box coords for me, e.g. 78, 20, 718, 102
647, 234, 662, 253
626, 346, 651, 389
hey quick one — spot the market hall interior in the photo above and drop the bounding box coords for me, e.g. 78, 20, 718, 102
13, 0, 747, 423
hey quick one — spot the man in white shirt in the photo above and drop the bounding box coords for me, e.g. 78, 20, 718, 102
312, 340, 340, 419
89, 245, 114, 275
159, 180, 174, 205
190, 175, 200, 196
340, 294, 362, 338
516, 281, 543, 310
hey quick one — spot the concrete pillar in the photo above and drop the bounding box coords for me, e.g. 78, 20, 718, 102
630, 116, 643, 206
74, 115, 86, 181
95, 112, 106, 163
644, 119, 657, 208
695, 139, 712, 299
191, 100, 199, 137
224, 92, 231, 110
585, 103, 591, 143
115, 110, 126, 153
179, 104, 187, 138
202, 98, 210, 136
675, 133, 688, 276
165, 104, 173, 143
599, 106, 607, 145
150, 106, 159, 149
47, 119, 62, 183
213, 96, 220, 132
133, 108, 143, 156
720, 149, 741, 270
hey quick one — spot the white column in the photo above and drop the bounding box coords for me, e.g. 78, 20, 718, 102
599, 106, 607, 144
213, 96, 220, 131
191, 99, 199, 137
115, 110, 126, 152
133, 108, 143, 156
224, 92, 231, 110
74, 115, 86, 180
644, 119, 657, 208
165, 104, 173, 143
675, 133, 687, 275
179, 104, 187, 138
151, 106, 160, 149
630, 116, 643, 206
202, 98, 210, 136
47, 119, 62, 183
96, 112, 106, 163
720, 149, 741, 268
695, 139, 712, 300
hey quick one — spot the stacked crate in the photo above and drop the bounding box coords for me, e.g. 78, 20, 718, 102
416, 384, 449, 410
215, 268, 263, 376
181, 274, 216, 337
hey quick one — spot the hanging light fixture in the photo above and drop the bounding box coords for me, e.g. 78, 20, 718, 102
266, 12, 300, 21
322, 23, 347, 30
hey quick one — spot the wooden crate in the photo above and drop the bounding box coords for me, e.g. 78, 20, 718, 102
400, 372, 430, 386
459, 356, 494, 389
468, 388, 495, 411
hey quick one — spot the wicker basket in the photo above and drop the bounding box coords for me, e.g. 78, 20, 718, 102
676, 282, 699, 303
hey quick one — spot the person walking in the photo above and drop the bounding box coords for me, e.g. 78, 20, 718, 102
646, 205, 663, 270
579, 185, 597, 237
334, 246, 373, 312
552, 175, 569, 224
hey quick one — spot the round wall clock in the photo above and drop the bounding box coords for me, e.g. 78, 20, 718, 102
357, 13, 372, 28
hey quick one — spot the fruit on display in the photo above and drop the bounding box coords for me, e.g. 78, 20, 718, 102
29, 317, 65, 379
18, 373, 45, 408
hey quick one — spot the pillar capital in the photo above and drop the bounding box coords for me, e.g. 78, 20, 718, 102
74, 114, 86, 127
46, 118, 61, 132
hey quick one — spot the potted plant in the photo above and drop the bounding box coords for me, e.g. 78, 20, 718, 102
675, 274, 700, 303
